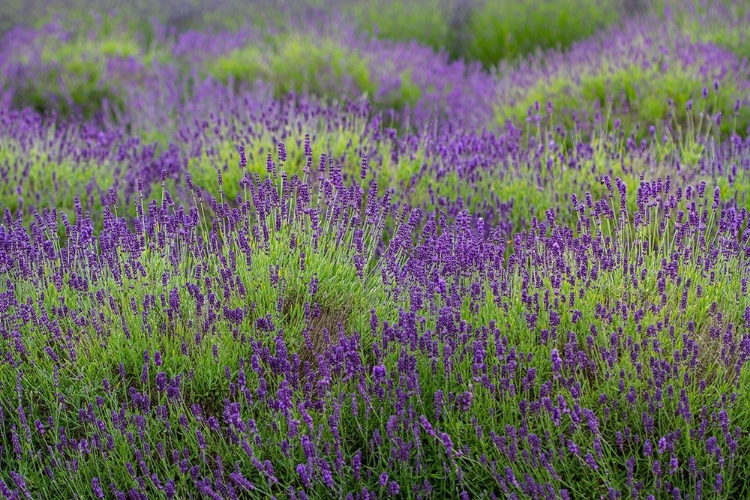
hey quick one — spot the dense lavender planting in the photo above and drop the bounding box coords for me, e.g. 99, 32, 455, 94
1, 1, 749, 499
493, 18, 750, 139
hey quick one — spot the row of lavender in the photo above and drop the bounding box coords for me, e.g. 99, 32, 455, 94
1, 4, 749, 134
0, 133, 748, 498
2, 90, 749, 238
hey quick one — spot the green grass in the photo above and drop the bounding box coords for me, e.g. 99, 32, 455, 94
343, 0, 455, 54
188, 133, 370, 204
0, 173, 400, 497
408, 207, 750, 496
2, 2, 749, 498
401, 120, 750, 240
465, 0, 623, 67
8, 165, 747, 497
342, 0, 627, 68
182, 107, 432, 211
207, 36, 374, 101
0, 127, 180, 237
0, 136, 116, 224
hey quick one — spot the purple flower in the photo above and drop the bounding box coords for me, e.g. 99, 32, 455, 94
714, 473, 723, 493
669, 455, 678, 475
155, 372, 168, 392
92, 477, 104, 499
387, 481, 400, 496
296, 464, 311, 489
584, 453, 598, 470
379, 472, 389, 488
658, 437, 667, 455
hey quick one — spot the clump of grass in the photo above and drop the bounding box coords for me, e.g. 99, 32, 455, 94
187, 130, 371, 204
391, 176, 750, 497
0, 148, 402, 495
3, 3, 750, 499
0, 136, 113, 221
341, 0, 628, 69
177, 95, 429, 209
192, 22, 498, 130
0, 109, 182, 234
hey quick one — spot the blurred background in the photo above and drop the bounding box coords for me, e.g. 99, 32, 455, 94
1, 0, 747, 131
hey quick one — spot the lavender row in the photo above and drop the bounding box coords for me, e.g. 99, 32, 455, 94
1, 139, 749, 497
2, 6, 748, 137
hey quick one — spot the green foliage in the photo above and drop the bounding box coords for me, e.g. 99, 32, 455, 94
398, 207, 749, 496
207, 36, 375, 102
644, 0, 750, 62
342, 0, 626, 68
676, 14, 750, 62
206, 34, 424, 115
343, 0, 454, 53
465, 0, 622, 67
406, 123, 750, 238
3, 2, 750, 498
186, 129, 371, 205
0, 173, 393, 473
0, 130, 179, 236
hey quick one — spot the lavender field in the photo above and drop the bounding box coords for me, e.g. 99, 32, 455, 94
0, 0, 749, 498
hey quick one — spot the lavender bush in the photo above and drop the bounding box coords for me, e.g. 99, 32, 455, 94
0, 18, 172, 120
493, 18, 750, 140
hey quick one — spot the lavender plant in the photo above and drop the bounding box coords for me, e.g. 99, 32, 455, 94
494, 19, 750, 140
0, 19, 169, 120
187, 23, 494, 129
